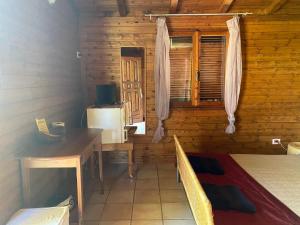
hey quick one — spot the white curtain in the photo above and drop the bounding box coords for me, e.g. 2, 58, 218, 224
152, 17, 170, 143
224, 16, 242, 134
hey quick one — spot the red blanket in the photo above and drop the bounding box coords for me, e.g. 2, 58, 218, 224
187, 153, 300, 225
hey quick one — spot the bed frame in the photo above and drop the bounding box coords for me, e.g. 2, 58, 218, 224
174, 135, 214, 225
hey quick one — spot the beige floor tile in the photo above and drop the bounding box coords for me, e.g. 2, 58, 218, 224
137, 169, 158, 179
106, 190, 134, 203
162, 203, 193, 219
111, 178, 136, 190
83, 221, 99, 225
88, 190, 109, 204
159, 178, 183, 190
84, 203, 105, 221
134, 190, 161, 203
160, 190, 188, 203
132, 203, 162, 220
100, 178, 116, 191
136, 179, 159, 190
163, 220, 196, 225
91, 179, 107, 192
99, 221, 131, 225
138, 163, 157, 170
104, 164, 127, 179
101, 204, 132, 220
119, 171, 136, 180
131, 220, 163, 225
158, 170, 177, 179
157, 162, 176, 170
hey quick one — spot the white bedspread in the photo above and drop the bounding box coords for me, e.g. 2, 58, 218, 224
231, 154, 300, 216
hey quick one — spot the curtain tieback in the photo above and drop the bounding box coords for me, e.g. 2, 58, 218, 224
152, 120, 164, 143
225, 115, 236, 134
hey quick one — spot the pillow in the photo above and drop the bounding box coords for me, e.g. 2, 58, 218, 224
202, 183, 256, 213
187, 155, 224, 175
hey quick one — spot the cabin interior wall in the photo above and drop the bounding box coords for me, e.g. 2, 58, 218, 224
80, 14, 300, 162
0, 1, 82, 223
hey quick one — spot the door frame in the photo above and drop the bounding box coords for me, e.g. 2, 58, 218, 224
120, 46, 147, 135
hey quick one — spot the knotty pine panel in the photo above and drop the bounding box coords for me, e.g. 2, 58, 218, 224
80, 14, 300, 164
0, 1, 81, 223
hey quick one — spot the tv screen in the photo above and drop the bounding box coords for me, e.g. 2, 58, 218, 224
96, 84, 117, 106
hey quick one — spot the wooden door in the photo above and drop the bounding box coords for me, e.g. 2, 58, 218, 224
121, 57, 143, 124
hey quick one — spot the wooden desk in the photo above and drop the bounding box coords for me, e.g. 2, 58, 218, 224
18, 128, 103, 225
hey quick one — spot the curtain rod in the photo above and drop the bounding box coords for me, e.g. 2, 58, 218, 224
145, 12, 253, 18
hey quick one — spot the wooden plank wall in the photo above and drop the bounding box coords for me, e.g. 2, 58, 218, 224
0, 1, 82, 223
80, 14, 300, 162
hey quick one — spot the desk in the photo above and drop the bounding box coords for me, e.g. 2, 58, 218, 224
18, 128, 103, 225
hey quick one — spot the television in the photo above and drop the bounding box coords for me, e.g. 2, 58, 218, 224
95, 84, 118, 106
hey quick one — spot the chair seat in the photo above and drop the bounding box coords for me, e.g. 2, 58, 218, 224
6, 207, 69, 225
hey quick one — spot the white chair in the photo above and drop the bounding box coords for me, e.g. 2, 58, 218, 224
6, 207, 69, 225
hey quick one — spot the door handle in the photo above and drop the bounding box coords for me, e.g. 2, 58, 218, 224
195, 70, 200, 81
124, 129, 128, 142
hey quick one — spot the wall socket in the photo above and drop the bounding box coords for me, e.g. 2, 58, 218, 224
272, 139, 281, 145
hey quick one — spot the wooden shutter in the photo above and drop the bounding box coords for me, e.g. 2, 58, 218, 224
199, 36, 226, 102
192, 31, 200, 106
170, 47, 192, 103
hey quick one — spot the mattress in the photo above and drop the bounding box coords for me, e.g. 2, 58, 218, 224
189, 153, 300, 225
231, 154, 300, 216
6, 207, 69, 225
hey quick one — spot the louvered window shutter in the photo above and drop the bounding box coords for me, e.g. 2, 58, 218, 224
199, 36, 226, 102
170, 47, 192, 102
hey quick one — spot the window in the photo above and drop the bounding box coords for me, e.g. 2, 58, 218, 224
170, 31, 227, 108
170, 37, 192, 106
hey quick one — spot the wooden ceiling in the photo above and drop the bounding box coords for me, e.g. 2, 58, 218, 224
74, 0, 299, 16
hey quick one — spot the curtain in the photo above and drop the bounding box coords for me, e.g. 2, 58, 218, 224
152, 17, 171, 143
224, 16, 242, 134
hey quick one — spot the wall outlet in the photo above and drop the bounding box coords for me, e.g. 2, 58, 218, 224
272, 139, 281, 145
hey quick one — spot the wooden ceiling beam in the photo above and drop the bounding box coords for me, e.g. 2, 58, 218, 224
170, 0, 179, 13
218, 0, 235, 13
260, 0, 288, 15
116, 0, 128, 17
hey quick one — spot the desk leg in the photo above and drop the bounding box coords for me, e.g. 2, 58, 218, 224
128, 149, 133, 178
90, 152, 95, 179
76, 159, 84, 225
98, 151, 104, 194
21, 161, 31, 207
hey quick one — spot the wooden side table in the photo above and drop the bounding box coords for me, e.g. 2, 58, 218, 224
95, 142, 134, 178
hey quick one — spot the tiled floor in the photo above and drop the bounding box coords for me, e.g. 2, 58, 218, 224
83, 163, 196, 225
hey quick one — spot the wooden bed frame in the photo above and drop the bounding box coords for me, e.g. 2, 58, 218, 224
174, 135, 214, 225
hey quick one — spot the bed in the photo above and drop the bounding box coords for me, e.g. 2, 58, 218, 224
174, 135, 300, 225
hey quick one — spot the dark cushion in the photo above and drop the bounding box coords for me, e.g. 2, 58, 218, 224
187, 155, 224, 175
202, 183, 256, 213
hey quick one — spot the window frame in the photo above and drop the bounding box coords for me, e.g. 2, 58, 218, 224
170, 30, 228, 109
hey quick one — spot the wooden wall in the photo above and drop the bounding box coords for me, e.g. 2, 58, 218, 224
0, 1, 82, 223
80, 13, 300, 163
